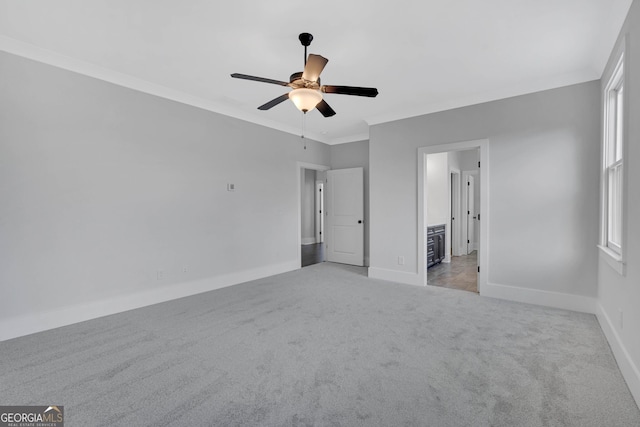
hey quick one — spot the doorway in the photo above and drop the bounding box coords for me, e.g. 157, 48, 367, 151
418, 139, 488, 293
301, 177, 325, 267
463, 171, 479, 255
425, 149, 479, 292
450, 170, 461, 258
298, 162, 330, 268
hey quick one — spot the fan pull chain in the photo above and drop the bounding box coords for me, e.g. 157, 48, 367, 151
301, 112, 307, 150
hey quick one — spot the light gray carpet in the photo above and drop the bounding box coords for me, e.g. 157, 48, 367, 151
1, 263, 639, 426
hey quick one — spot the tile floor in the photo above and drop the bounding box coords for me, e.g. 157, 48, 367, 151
427, 251, 478, 293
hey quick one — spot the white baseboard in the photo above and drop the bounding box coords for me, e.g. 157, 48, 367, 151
596, 303, 640, 407
368, 267, 422, 286
480, 282, 640, 405
482, 282, 597, 314
0, 260, 299, 342
301, 237, 317, 245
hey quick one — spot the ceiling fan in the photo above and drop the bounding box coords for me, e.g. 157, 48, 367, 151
231, 33, 378, 117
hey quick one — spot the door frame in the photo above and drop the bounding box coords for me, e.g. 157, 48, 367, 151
315, 180, 324, 243
418, 139, 489, 293
450, 169, 462, 257
297, 162, 330, 268
462, 170, 479, 254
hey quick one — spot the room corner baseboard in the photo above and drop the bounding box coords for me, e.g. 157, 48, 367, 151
482, 282, 597, 314
301, 237, 317, 245
368, 267, 422, 286
596, 303, 640, 407
0, 260, 299, 342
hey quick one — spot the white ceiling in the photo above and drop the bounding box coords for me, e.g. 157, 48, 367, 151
0, 0, 633, 144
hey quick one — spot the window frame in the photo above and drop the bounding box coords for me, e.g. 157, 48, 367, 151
599, 46, 626, 275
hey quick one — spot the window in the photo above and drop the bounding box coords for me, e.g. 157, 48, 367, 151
600, 51, 625, 271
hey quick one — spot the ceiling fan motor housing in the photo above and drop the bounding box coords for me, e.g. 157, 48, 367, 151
290, 72, 320, 89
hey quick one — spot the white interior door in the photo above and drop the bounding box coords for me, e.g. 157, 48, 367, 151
467, 175, 475, 254
325, 167, 364, 266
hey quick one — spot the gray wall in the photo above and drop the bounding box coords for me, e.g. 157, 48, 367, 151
370, 81, 600, 297
330, 140, 370, 265
597, 0, 640, 404
0, 52, 330, 337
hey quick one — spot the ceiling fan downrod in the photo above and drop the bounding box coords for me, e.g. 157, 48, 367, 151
299, 33, 313, 66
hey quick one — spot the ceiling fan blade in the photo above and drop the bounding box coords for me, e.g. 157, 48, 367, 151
321, 85, 378, 97
231, 73, 290, 86
257, 93, 290, 110
316, 100, 336, 117
302, 54, 328, 82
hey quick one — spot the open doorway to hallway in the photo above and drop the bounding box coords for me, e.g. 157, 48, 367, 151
301, 242, 324, 267
298, 162, 365, 269
300, 167, 326, 267
427, 251, 478, 292
425, 148, 480, 293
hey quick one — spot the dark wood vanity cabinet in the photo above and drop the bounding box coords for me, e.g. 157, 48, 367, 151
427, 224, 446, 269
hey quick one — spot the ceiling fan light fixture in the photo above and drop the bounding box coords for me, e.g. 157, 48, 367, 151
231, 33, 377, 117
289, 88, 322, 113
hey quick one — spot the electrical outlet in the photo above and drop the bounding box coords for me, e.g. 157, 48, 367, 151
398, 256, 405, 265
157, 270, 164, 280
182, 265, 188, 273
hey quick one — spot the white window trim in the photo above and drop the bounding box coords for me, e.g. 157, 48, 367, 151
598, 244, 625, 275
599, 43, 626, 276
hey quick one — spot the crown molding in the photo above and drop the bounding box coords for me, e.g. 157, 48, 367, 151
329, 132, 370, 145
2, 35, 601, 145
365, 71, 600, 126
0, 35, 333, 144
